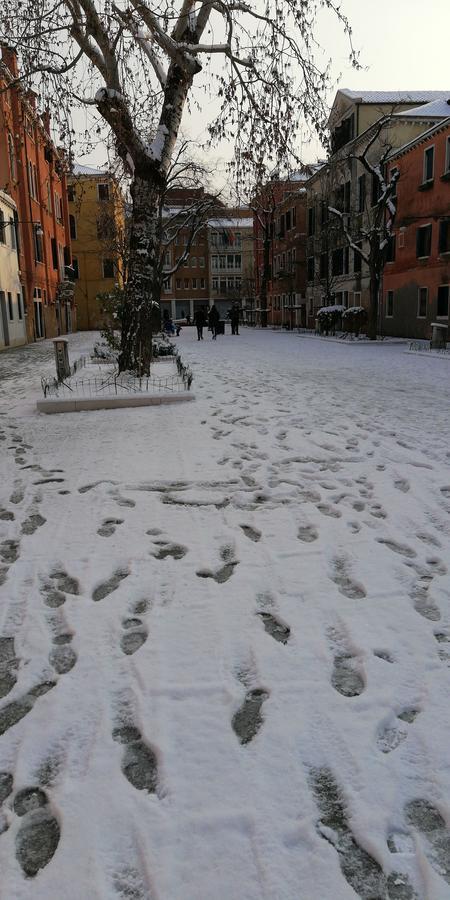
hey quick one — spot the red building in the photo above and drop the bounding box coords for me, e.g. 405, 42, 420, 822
383, 116, 450, 338
269, 187, 308, 327
0, 46, 74, 342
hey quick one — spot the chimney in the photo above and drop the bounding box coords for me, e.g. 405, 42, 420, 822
1, 44, 19, 78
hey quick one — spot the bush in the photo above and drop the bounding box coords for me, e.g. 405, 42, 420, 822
342, 306, 367, 337
316, 304, 345, 335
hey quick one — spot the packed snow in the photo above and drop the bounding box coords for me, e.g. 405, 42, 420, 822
0, 328, 450, 899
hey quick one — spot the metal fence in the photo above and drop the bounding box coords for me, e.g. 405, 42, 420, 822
408, 341, 450, 355
41, 371, 192, 398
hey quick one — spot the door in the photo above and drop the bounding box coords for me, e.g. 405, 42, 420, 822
34, 300, 44, 339
0, 291, 10, 346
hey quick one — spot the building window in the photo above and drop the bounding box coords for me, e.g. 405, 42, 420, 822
184, 278, 189, 289
417, 287, 428, 318
191, 256, 197, 267
0, 211, 5, 244
200, 278, 205, 289
164, 250, 171, 267
17, 292, 23, 320
332, 248, 344, 276
212, 256, 218, 270
398, 230, 406, 249
307, 257, 315, 282
437, 285, 449, 318
227, 254, 234, 269
386, 234, 396, 263
353, 291, 361, 307
71, 257, 79, 279
285, 210, 291, 231
320, 252, 328, 279
439, 219, 450, 254
358, 174, 366, 213
416, 224, 432, 258
199, 257, 205, 267
69, 214, 77, 240
7, 292, 13, 321
320, 201, 329, 225
192, 277, 197, 289
8, 218, 16, 250
386, 290, 394, 318
234, 255, 241, 269
67, 184, 75, 202
212, 277, 218, 291
55, 193, 62, 222
98, 183, 110, 201
308, 206, 316, 236
102, 258, 114, 278
445, 136, 450, 174
7, 133, 16, 181
163, 276, 172, 292
176, 278, 181, 289
343, 246, 350, 274
423, 146, 435, 183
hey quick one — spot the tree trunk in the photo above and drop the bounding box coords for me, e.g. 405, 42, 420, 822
118, 175, 163, 373
367, 264, 380, 341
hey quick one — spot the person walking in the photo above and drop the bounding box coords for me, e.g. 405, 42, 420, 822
208, 304, 220, 340
230, 302, 240, 335
194, 307, 206, 341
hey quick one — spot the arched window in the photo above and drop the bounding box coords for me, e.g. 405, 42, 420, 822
7, 133, 16, 181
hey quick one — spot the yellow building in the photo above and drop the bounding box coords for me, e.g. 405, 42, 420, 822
67, 164, 125, 330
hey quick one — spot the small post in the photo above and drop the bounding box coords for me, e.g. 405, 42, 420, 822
53, 338, 70, 382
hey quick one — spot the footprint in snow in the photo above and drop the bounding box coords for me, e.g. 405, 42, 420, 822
0, 681, 56, 737
316, 503, 341, 519
120, 617, 148, 656
310, 768, 417, 899
49, 631, 77, 675
197, 546, 239, 584
331, 653, 365, 697
0, 636, 19, 699
21, 513, 46, 535
112, 724, 159, 794
0, 540, 20, 564
240, 524, 261, 543
13, 786, 60, 878
0, 506, 14, 521
92, 569, 129, 602
405, 798, 450, 885
297, 524, 318, 543
151, 540, 188, 560
257, 612, 290, 644
330, 557, 366, 600
97, 518, 124, 537
377, 538, 417, 559
232, 688, 269, 745
394, 477, 410, 493
377, 708, 420, 754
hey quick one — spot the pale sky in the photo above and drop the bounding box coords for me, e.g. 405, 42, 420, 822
78, 0, 450, 187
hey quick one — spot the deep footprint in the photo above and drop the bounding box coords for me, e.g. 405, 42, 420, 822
332, 654, 365, 697
50, 570, 80, 595
377, 539, 417, 559
49, 645, 77, 674
92, 569, 129, 602
97, 518, 124, 537
310, 768, 417, 899
14, 787, 60, 878
240, 525, 262, 543
0, 540, 20, 564
232, 688, 269, 745
0, 637, 19, 698
152, 542, 188, 560
120, 625, 148, 656
112, 726, 158, 794
0, 681, 56, 736
257, 612, 290, 644
405, 798, 450, 884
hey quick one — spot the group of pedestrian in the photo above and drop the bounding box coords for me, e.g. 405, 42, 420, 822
193, 303, 240, 341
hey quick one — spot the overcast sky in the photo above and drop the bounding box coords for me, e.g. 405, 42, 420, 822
78, 0, 450, 186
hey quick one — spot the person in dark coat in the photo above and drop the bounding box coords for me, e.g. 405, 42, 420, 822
194, 307, 206, 340
230, 302, 240, 335
208, 304, 220, 339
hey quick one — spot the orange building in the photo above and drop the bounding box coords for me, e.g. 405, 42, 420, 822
0, 46, 75, 342
383, 116, 450, 337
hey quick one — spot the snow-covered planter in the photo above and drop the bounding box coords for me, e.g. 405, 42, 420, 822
153, 335, 175, 357
316, 305, 345, 336
342, 306, 367, 337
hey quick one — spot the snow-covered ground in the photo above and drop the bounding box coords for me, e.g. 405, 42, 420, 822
1, 328, 450, 900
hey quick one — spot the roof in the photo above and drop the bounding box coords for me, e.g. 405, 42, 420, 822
387, 116, 450, 162
339, 90, 450, 104
71, 163, 108, 176
394, 98, 450, 118
208, 218, 253, 229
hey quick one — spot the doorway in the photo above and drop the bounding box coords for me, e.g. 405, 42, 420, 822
0, 291, 10, 346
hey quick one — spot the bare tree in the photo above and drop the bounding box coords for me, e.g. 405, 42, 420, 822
0, 0, 357, 370
328, 119, 399, 340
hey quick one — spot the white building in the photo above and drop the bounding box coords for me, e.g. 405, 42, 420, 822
0, 191, 26, 350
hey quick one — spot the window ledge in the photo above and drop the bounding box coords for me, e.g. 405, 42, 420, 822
440, 171, 450, 183
419, 179, 434, 191
416, 256, 431, 261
